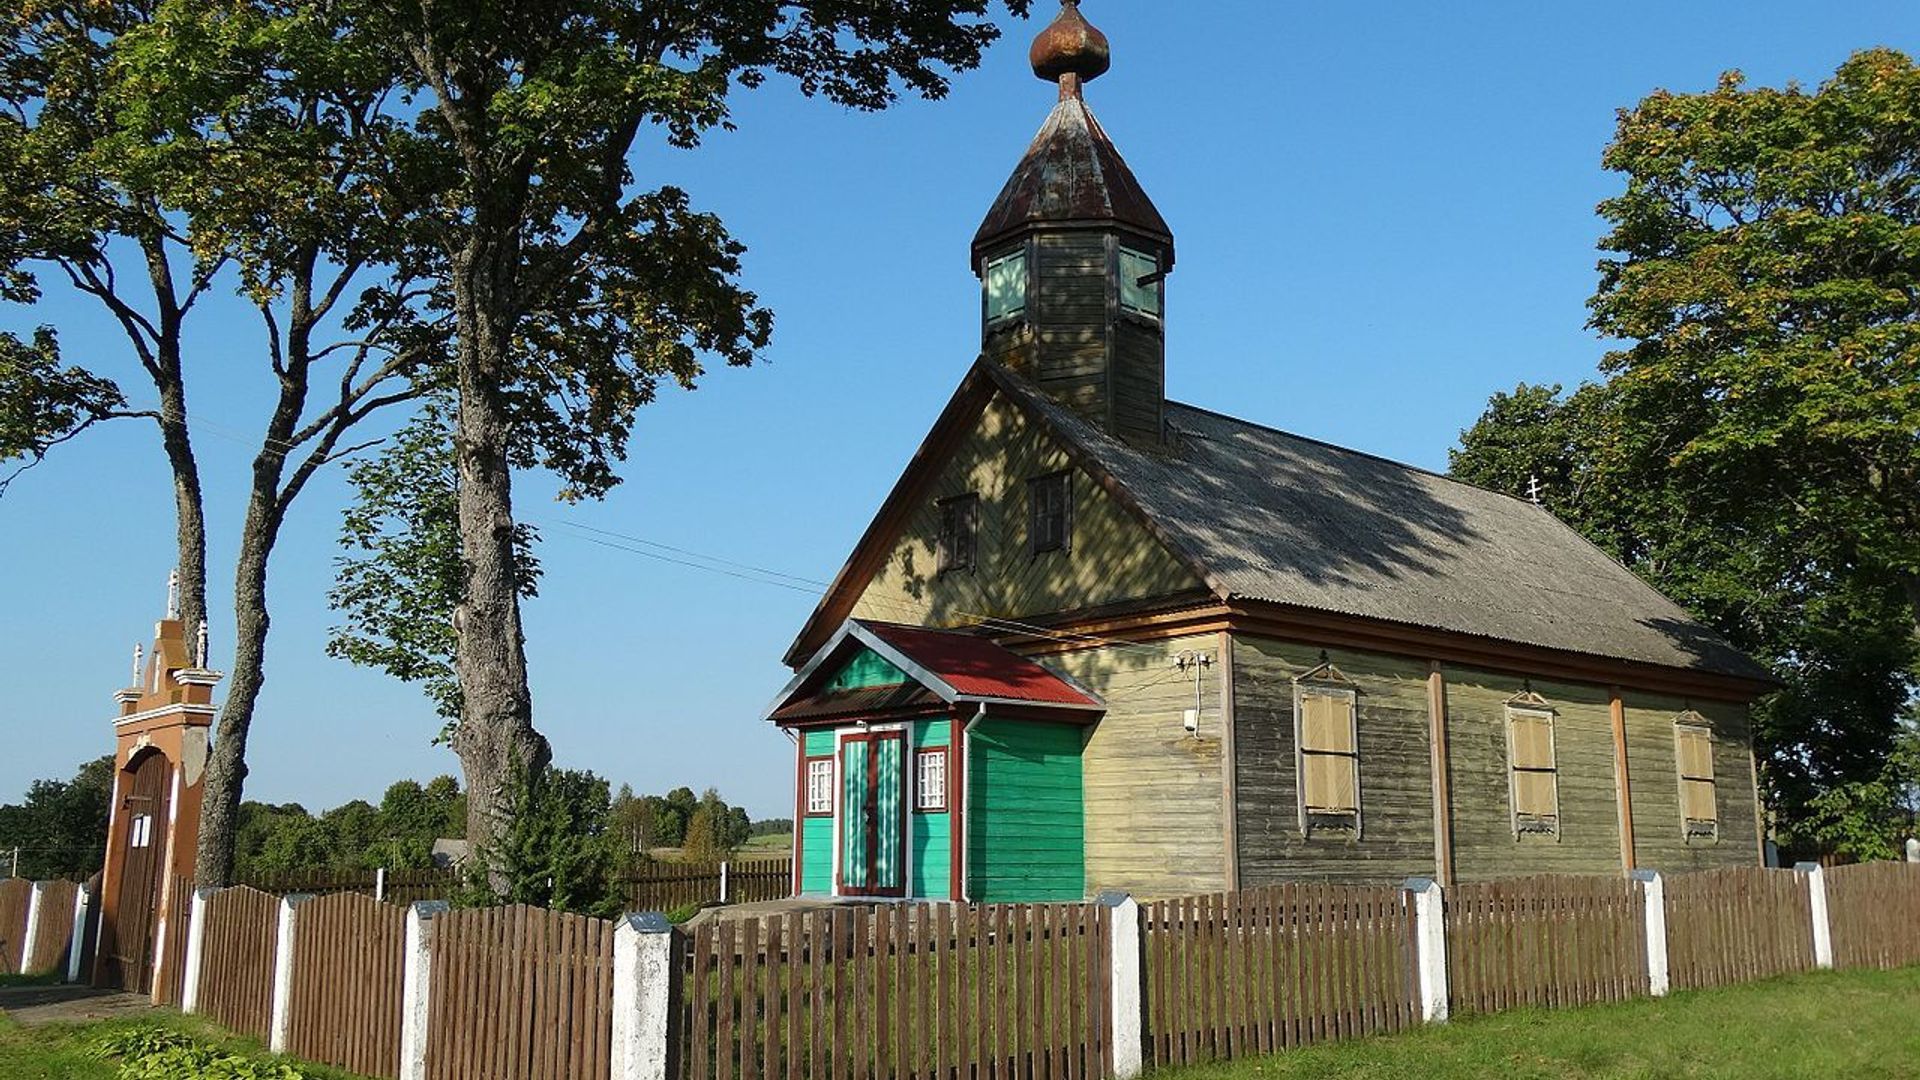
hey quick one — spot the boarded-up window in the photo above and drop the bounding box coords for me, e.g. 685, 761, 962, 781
1297, 687, 1360, 834
1029, 472, 1071, 554
937, 494, 977, 573
1676, 720, 1717, 836
985, 249, 1027, 322
1119, 247, 1161, 317
1506, 707, 1559, 836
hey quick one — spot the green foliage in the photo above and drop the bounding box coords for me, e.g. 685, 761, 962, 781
0, 328, 125, 494
92, 1028, 310, 1079
464, 762, 622, 917
1452, 51, 1920, 850
0, 755, 113, 878
231, 776, 465, 877
327, 395, 541, 726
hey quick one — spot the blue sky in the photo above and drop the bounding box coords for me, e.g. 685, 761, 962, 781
4, 2, 1914, 821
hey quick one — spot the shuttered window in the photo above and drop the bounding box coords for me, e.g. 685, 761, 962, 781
1297, 688, 1360, 834
1506, 707, 1560, 836
1029, 472, 1071, 554
1119, 247, 1161, 317
986, 250, 1027, 322
1676, 721, 1717, 836
937, 494, 978, 573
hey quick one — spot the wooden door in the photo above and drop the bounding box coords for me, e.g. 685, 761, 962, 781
103, 751, 171, 992
837, 732, 906, 898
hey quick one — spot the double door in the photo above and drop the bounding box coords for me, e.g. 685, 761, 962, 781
837, 731, 906, 898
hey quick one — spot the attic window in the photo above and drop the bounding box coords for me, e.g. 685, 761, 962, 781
1675, 716, 1718, 840
985, 249, 1027, 323
937, 494, 978, 574
1119, 247, 1161, 317
1029, 471, 1071, 554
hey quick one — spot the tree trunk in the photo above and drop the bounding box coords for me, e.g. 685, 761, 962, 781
153, 351, 208, 637
449, 241, 550, 888
193, 513, 279, 886
1903, 571, 1920, 643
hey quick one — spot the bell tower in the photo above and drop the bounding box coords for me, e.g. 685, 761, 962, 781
973, 0, 1173, 445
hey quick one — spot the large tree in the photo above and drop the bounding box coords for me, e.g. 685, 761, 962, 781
1590, 48, 1920, 638
293, 0, 1034, 874
1452, 383, 1918, 843
1, 0, 437, 884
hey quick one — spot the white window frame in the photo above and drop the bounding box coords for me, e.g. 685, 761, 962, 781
1674, 716, 1719, 841
915, 747, 949, 812
1293, 683, 1362, 839
1504, 705, 1561, 840
805, 757, 835, 817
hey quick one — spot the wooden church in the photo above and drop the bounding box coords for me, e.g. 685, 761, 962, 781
766, 1, 1773, 903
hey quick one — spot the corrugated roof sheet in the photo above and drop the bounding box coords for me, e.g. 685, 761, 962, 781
989, 367, 1768, 681
861, 620, 1104, 706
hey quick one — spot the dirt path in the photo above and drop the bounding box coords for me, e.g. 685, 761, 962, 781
0, 985, 153, 1027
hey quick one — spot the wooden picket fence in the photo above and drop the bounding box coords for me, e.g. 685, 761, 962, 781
425, 904, 616, 1080
1140, 884, 1417, 1068
0, 878, 29, 974
679, 902, 1111, 1080
1444, 874, 1648, 1013
288, 892, 409, 1077
237, 867, 461, 903
22, 879, 80, 976
622, 858, 794, 912
198, 886, 282, 1038
726, 859, 795, 906
1663, 866, 1814, 990
1824, 861, 1920, 971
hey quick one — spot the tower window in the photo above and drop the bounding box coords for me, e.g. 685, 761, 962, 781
1119, 247, 1161, 317
937, 494, 978, 573
985, 249, 1028, 323
1029, 471, 1071, 554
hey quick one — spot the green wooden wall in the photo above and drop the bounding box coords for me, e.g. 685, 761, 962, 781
967, 718, 1085, 902
826, 648, 908, 692
799, 729, 836, 894
911, 719, 952, 899
1231, 636, 1436, 884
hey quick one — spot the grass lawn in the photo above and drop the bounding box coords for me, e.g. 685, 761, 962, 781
1152, 965, 1920, 1080
0, 1009, 375, 1079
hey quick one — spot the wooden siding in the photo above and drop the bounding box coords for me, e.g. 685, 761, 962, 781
847, 392, 1202, 632
1444, 670, 1622, 881
800, 730, 836, 895
967, 719, 1085, 902
910, 719, 952, 899
1231, 637, 1435, 885
1064, 634, 1227, 898
1622, 693, 1760, 873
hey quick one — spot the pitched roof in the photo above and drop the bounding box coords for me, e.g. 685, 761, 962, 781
767, 618, 1104, 724
972, 93, 1173, 267
984, 366, 1771, 682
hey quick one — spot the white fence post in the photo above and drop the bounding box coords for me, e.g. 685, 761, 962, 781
180, 887, 216, 1013
611, 912, 678, 1080
1794, 862, 1834, 969
375, 867, 388, 904
267, 893, 314, 1052
1096, 890, 1144, 1079
1629, 869, 1669, 996
20, 881, 46, 974
399, 901, 449, 1080
1403, 878, 1449, 1023
65, 882, 91, 983
719, 862, 730, 905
